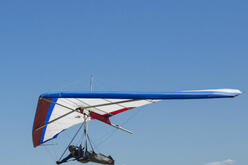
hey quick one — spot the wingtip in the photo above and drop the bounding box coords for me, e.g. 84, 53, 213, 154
237, 89, 243, 95
234, 89, 242, 95
213, 89, 242, 96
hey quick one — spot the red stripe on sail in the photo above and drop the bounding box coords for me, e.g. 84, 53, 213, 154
107, 107, 135, 116
32, 98, 52, 147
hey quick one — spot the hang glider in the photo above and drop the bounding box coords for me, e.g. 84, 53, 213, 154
32, 89, 242, 148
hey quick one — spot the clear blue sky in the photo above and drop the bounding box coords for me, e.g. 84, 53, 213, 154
0, 0, 247, 165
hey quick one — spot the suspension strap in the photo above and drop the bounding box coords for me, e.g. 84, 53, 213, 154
83, 115, 88, 156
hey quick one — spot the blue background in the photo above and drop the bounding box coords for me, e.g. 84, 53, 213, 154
0, 0, 247, 165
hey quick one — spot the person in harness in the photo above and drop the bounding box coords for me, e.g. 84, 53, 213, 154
56, 145, 114, 165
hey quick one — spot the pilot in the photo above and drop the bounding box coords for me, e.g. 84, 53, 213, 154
56, 145, 114, 165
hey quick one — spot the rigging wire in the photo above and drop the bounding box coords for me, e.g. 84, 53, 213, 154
87, 134, 95, 152
58, 122, 85, 161
44, 145, 57, 162
94, 108, 142, 149
42, 124, 66, 159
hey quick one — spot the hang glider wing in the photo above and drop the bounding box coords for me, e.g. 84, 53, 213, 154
32, 89, 241, 147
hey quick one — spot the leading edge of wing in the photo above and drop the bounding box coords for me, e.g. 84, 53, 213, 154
40, 89, 242, 99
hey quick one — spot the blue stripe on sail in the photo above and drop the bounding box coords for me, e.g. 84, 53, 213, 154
40, 98, 58, 144
42, 129, 65, 144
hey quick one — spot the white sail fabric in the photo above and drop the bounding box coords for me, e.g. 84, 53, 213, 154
42, 98, 159, 143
